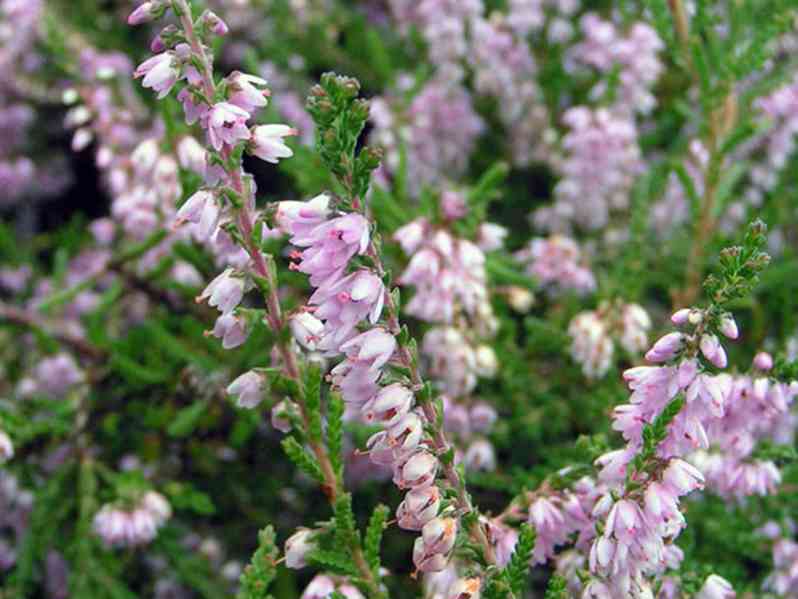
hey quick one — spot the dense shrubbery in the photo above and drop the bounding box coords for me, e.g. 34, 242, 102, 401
1, 1, 798, 598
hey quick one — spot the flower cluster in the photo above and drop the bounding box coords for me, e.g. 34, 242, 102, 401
515, 235, 596, 294
568, 301, 651, 379
93, 491, 172, 548
535, 107, 643, 233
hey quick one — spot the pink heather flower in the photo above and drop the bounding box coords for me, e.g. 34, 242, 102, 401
528, 498, 568, 564
700, 334, 728, 368
311, 270, 385, 351
205, 102, 252, 151
619, 303, 651, 354
719, 315, 739, 339
695, 575, 735, 599
662, 459, 705, 495
211, 313, 249, 349
464, 439, 496, 472
0, 431, 13, 463
476, 222, 508, 252
671, 308, 691, 325
393, 218, 427, 254
362, 383, 413, 427
34, 353, 84, 396
582, 580, 612, 599
227, 72, 269, 112
276, 194, 331, 235
568, 311, 613, 379
394, 449, 438, 490
412, 537, 449, 573
440, 190, 468, 220
332, 328, 396, 406
200, 10, 229, 36
397, 486, 441, 531
645, 332, 684, 363
284, 528, 316, 569
413, 517, 458, 572
134, 52, 179, 99
754, 351, 774, 371
197, 268, 245, 314
226, 371, 264, 408
177, 88, 209, 125
249, 124, 296, 163
289, 312, 325, 351
387, 412, 424, 454
291, 213, 371, 288
174, 190, 220, 239
140, 491, 172, 524
127, 1, 164, 26
516, 236, 596, 295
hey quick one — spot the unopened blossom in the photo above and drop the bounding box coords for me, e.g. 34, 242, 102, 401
413, 516, 458, 573
275, 194, 331, 236
754, 351, 774, 371
387, 411, 424, 454
134, 52, 179, 99
645, 332, 684, 363
127, 1, 165, 25
174, 190, 220, 240
249, 124, 296, 163
200, 9, 229, 36
226, 370, 264, 408
700, 334, 728, 369
695, 575, 735, 599
205, 102, 251, 151
284, 528, 316, 569
619, 303, 652, 354
362, 383, 414, 427
464, 439, 496, 471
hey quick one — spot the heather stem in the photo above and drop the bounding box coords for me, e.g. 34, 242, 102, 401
366, 243, 497, 566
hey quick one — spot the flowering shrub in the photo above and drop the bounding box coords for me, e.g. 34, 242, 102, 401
1, 1, 798, 598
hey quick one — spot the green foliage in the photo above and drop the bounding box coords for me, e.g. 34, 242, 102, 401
543, 574, 568, 599
327, 392, 346, 481
237, 526, 280, 599
483, 523, 536, 599
281, 436, 325, 483
704, 219, 771, 305
630, 394, 686, 479
364, 504, 389, 575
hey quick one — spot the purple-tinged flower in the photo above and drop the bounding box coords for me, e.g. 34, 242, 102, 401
582, 580, 612, 599
271, 400, 295, 433
311, 270, 385, 351
671, 308, 691, 325
34, 353, 84, 397
200, 10, 228, 36
205, 102, 252, 151
177, 88, 209, 125
394, 449, 438, 490
754, 351, 774, 371
284, 528, 316, 569
397, 486, 441, 531
387, 412, 424, 454
127, 1, 165, 25
362, 383, 413, 427
289, 311, 324, 351
301, 575, 335, 599
332, 328, 396, 405
276, 194, 331, 235
226, 371, 264, 408
134, 52, 179, 99
645, 332, 684, 363
227, 72, 270, 113
719, 315, 739, 339
141, 491, 172, 524
663, 459, 705, 495
249, 124, 296, 163
700, 334, 728, 368
464, 439, 496, 472
174, 189, 220, 239
211, 313, 249, 349
695, 574, 735, 599
197, 268, 245, 314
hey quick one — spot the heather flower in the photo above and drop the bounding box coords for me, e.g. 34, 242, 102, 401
569, 312, 613, 379
394, 449, 439, 490
127, 1, 165, 25
645, 333, 684, 363
200, 10, 229, 36
695, 575, 735, 599
700, 334, 728, 369
362, 383, 414, 427
289, 311, 325, 351
285, 528, 316, 569
226, 370, 264, 408
210, 312, 249, 349
754, 351, 774, 371
205, 102, 252, 151
197, 268, 245, 314
516, 236, 596, 294
249, 124, 296, 163
34, 353, 84, 397
134, 52, 179, 99
276, 194, 331, 235
397, 486, 441, 531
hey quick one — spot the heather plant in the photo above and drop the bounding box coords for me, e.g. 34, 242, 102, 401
1, 1, 798, 599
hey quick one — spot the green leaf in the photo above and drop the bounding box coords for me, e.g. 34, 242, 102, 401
304, 364, 323, 443
237, 526, 279, 599
505, 523, 536, 596
327, 392, 345, 480
281, 436, 325, 483
167, 400, 208, 438
333, 493, 360, 549
364, 504, 389, 575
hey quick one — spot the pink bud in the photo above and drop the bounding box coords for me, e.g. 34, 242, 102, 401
719, 314, 739, 339
671, 308, 690, 325
397, 486, 441, 531
421, 516, 458, 555
128, 2, 159, 25
753, 351, 773, 371
201, 10, 229, 35
645, 332, 684, 363
394, 449, 438, 489
226, 371, 264, 408
362, 384, 413, 427
700, 334, 727, 369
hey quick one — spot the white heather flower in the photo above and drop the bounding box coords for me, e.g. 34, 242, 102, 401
198, 268, 245, 314
285, 528, 315, 569
249, 124, 297, 163
134, 52, 179, 99
695, 575, 735, 599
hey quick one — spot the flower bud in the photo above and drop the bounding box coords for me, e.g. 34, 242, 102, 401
421, 516, 458, 555
671, 308, 690, 325
695, 574, 735, 599
464, 439, 496, 471
201, 10, 229, 35
128, 1, 164, 25
663, 458, 704, 495
394, 449, 438, 489
412, 536, 449, 572
271, 400, 296, 433
645, 332, 684, 363
753, 351, 773, 371
718, 314, 739, 339
396, 486, 440, 531
0, 430, 13, 463
700, 334, 727, 369
285, 528, 316, 569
